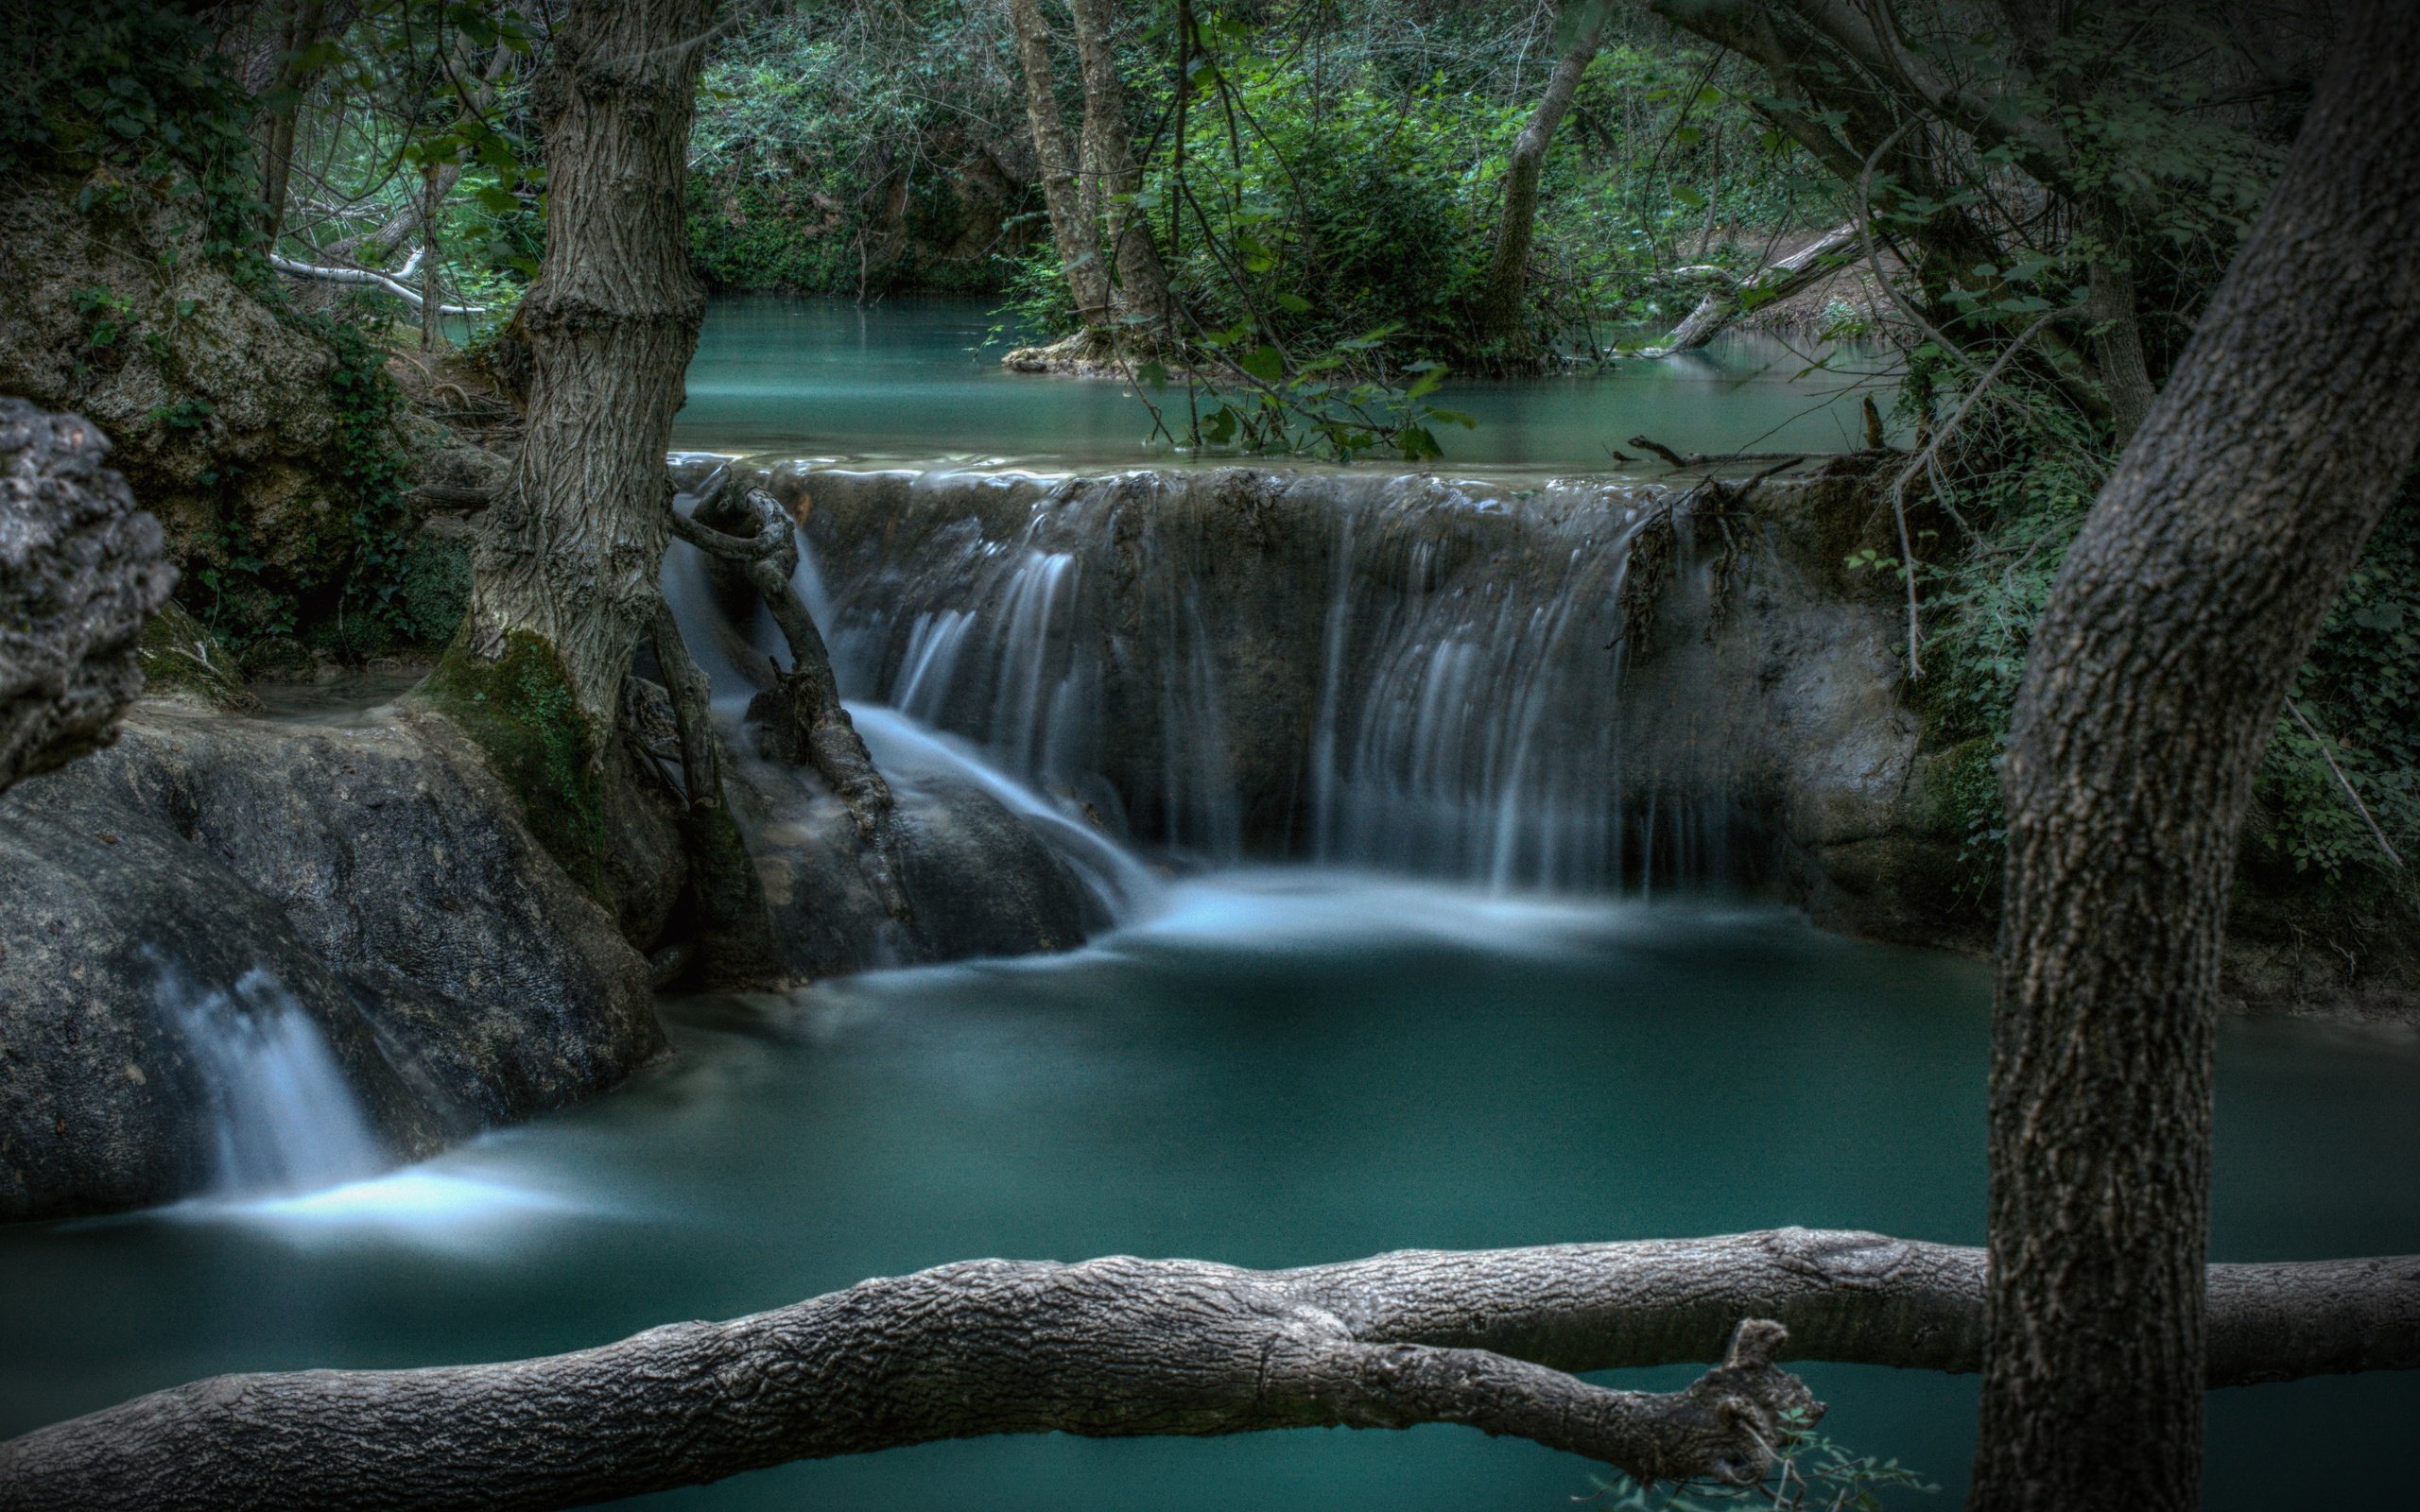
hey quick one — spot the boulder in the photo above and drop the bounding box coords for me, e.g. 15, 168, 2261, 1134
0, 401, 175, 791
0, 701, 662, 1222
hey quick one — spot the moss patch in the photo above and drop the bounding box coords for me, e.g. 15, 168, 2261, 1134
416, 633, 611, 901
137, 599, 261, 712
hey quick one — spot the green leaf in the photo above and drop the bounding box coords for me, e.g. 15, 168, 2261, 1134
1240, 345, 1285, 382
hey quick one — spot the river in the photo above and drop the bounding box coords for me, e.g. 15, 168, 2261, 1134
2, 297, 2413, 1509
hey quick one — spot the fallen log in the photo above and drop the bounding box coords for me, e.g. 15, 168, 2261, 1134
1633, 221, 1860, 357
3, 1228, 2411, 1512
267, 253, 486, 316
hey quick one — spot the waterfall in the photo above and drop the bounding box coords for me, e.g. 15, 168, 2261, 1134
154, 955, 389, 1196
658, 473, 1167, 925
778, 466, 1748, 896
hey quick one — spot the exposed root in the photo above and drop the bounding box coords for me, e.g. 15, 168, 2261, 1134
671, 482, 911, 923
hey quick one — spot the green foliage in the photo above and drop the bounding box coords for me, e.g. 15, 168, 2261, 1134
2247, 490, 2420, 898
1137, 47, 1527, 361
264, 2, 547, 340
322, 318, 418, 635
420, 634, 611, 899
1552, 44, 1841, 343
686, 4, 1023, 295
1, 0, 268, 271
1906, 377, 2418, 918
72, 285, 140, 354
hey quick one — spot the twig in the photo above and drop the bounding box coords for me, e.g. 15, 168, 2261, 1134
2287, 698, 2406, 869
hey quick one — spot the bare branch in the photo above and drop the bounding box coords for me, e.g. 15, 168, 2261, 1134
267, 254, 487, 315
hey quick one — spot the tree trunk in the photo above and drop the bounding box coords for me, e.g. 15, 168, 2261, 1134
254, 0, 329, 248
1009, 0, 1111, 332
452, 0, 717, 727
9, 1228, 2417, 1512
2082, 252, 2155, 446
1973, 5, 2420, 1507
418, 163, 444, 352
1066, 0, 1169, 333
1473, 7, 1603, 344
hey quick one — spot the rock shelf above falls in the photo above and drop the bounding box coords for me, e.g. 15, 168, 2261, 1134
668, 456, 1945, 937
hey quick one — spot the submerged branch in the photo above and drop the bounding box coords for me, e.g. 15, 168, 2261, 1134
5, 1228, 2412, 1511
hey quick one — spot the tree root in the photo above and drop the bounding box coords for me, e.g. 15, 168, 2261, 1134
7, 1227, 2414, 1511
672, 483, 910, 922
646, 601, 781, 985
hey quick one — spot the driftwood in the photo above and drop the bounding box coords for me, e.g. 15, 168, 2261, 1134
0, 402, 174, 794
4, 1228, 2413, 1511
1627, 435, 1810, 472
670, 480, 909, 920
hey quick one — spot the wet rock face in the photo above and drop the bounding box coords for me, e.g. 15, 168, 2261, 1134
779, 463, 1932, 902
0, 402, 176, 791
0, 703, 662, 1223
730, 752, 1095, 980
0, 791, 443, 1221
0, 187, 399, 608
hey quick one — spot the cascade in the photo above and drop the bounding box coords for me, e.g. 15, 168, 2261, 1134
676, 462, 1767, 897
664, 464, 1167, 926
153, 954, 389, 1196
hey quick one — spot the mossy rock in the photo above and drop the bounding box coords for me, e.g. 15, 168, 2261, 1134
414, 633, 610, 901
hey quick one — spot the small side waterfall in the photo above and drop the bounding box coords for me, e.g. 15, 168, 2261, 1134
759, 465, 1756, 896
155, 956, 388, 1196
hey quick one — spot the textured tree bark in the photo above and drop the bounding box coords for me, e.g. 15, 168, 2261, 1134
1010, 0, 1112, 332
1472, 6, 1603, 345
0, 402, 175, 794
7, 1228, 2415, 1512
455, 0, 719, 725
1974, 5, 2420, 1507
2080, 255, 2154, 446
1066, 0, 1170, 332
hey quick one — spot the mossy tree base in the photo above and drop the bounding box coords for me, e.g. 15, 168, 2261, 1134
416, 633, 612, 902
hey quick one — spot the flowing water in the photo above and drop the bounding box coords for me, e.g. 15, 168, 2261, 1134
5, 300, 2417, 1508
149, 956, 389, 1197
7, 887, 2419, 1509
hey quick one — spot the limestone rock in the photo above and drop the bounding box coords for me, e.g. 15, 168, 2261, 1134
0, 701, 662, 1221
0, 401, 176, 791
